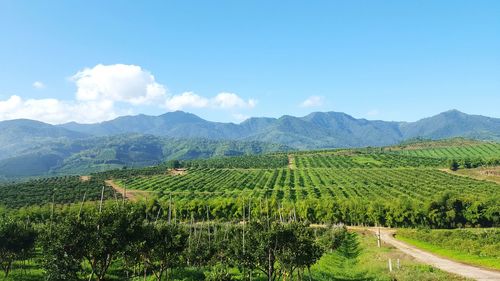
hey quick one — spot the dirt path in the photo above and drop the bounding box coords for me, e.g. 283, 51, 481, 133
441, 167, 500, 185
80, 175, 91, 182
287, 154, 295, 169
105, 180, 149, 202
368, 228, 500, 281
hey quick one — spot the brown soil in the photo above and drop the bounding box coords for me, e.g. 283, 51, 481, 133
287, 154, 295, 169
168, 168, 187, 176
105, 180, 150, 202
80, 175, 91, 182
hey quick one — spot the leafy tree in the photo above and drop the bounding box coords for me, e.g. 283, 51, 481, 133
167, 159, 182, 169
449, 159, 459, 171
0, 219, 36, 278
142, 223, 189, 281
80, 206, 144, 281
40, 217, 87, 281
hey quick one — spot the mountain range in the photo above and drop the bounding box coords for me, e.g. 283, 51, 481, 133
1, 109, 499, 179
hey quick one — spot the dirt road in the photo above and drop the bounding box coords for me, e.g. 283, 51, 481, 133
105, 180, 149, 202
371, 228, 500, 281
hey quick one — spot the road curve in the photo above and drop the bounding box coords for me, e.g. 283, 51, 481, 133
369, 228, 500, 281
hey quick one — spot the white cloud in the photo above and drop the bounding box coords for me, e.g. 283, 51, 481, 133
0, 64, 258, 124
0, 95, 116, 124
164, 92, 209, 110
212, 92, 256, 109
300, 96, 324, 108
33, 81, 45, 89
164, 91, 257, 111
72, 64, 166, 105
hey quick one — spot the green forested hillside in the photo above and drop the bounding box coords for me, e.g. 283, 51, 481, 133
0, 135, 290, 180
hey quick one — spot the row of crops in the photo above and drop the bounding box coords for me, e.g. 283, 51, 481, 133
394, 142, 500, 159
0, 176, 118, 208
117, 168, 500, 202
182, 154, 289, 169
293, 153, 447, 168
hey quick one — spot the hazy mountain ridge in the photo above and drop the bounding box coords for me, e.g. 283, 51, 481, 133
59, 109, 500, 148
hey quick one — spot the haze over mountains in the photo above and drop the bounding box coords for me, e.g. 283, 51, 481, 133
1, 109, 499, 179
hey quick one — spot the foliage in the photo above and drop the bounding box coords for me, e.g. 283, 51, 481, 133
0, 176, 117, 208
0, 219, 36, 278
183, 154, 289, 169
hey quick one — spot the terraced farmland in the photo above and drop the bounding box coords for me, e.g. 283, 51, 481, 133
117, 167, 499, 202
393, 142, 500, 159
293, 152, 446, 168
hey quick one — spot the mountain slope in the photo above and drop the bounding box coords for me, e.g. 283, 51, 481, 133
400, 110, 500, 140
0, 119, 88, 160
0, 134, 290, 179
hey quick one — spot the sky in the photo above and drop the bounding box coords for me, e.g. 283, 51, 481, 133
0, 0, 499, 124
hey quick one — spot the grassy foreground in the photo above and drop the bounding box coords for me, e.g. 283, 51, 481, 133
311, 230, 468, 281
396, 228, 500, 271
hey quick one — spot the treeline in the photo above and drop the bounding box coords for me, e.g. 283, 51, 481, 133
448, 158, 500, 171
0, 203, 349, 281
168, 192, 499, 228
6, 191, 498, 229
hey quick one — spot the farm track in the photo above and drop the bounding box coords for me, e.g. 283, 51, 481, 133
360, 227, 500, 281
441, 167, 500, 185
105, 180, 149, 202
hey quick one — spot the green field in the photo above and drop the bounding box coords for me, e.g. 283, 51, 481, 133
393, 142, 500, 159
0, 176, 117, 208
118, 168, 498, 202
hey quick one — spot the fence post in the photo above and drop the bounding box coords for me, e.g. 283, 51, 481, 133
377, 227, 381, 248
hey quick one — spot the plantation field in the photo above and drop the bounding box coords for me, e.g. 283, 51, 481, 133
183, 154, 289, 169
393, 142, 500, 159
396, 228, 500, 270
293, 152, 446, 168
117, 168, 499, 202
0, 176, 118, 208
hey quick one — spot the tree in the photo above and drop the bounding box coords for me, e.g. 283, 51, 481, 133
80, 206, 144, 281
449, 159, 459, 171
0, 219, 36, 278
167, 160, 182, 169
142, 223, 189, 281
40, 217, 86, 281
336, 232, 360, 260
230, 220, 324, 281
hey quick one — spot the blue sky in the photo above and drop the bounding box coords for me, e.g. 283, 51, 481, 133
0, 1, 499, 124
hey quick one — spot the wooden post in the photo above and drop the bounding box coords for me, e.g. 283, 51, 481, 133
242, 200, 246, 254
388, 258, 392, 272
168, 194, 172, 224
99, 186, 105, 213
123, 186, 126, 205
377, 227, 381, 248
397, 258, 400, 270
78, 191, 87, 219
